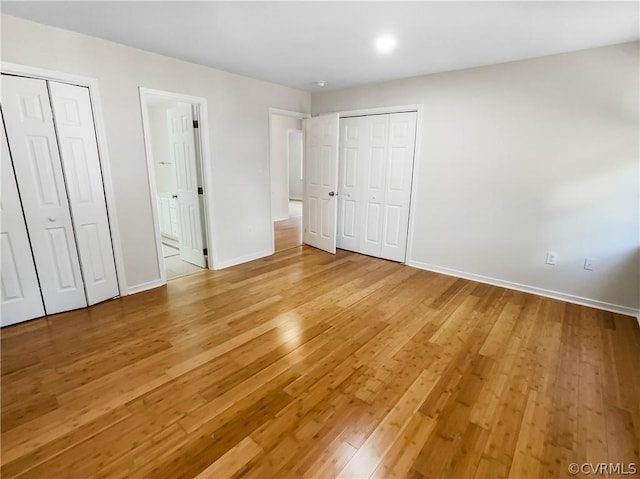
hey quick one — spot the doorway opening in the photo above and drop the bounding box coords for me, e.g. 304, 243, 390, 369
140, 89, 212, 282
269, 109, 308, 253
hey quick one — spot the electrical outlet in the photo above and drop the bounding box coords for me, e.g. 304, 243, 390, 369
584, 258, 595, 271
545, 251, 558, 266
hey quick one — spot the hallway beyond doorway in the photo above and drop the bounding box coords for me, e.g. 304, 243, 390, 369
274, 200, 302, 252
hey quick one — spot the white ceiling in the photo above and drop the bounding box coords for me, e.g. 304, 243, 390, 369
2, 1, 638, 92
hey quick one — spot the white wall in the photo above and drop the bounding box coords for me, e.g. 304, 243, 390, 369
1, 14, 310, 289
312, 42, 640, 313
270, 114, 302, 221
288, 131, 304, 201
148, 103, 177, 194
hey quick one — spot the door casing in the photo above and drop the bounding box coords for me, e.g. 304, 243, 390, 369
268, 108, 310, 254
139, 87, 214, 285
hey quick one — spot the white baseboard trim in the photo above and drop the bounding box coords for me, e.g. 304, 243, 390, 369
406, 260, 640, 320
126, 279, 164, 295
214, 248, 273, 270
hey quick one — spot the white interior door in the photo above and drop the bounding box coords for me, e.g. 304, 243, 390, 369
0, 113, 46, 326
380, 112, 417, 262
303, 113, 339, 254
1, 74, 87, 315
49, 81, 119, 305
167, 103, 206, 268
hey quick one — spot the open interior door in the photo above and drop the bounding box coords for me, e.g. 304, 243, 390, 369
167, 103, 207, 268
303, 113, 340, 254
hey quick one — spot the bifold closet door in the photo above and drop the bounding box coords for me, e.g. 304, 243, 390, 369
0, 112, 46, 326
1, 75, 87, 315
337, 115, 390, 256
49, 82, 119, 305
337, 112, 417, 262
380, 112, 418, 262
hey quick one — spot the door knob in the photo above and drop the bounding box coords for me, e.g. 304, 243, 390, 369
171, 195, 178, 199
329, 191, 339, 197
48, 217, 56, 222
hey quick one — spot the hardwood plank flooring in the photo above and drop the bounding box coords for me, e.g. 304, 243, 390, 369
1, 247, 639, 478
274, 217, 302, 252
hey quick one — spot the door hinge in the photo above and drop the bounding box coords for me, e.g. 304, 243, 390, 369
193, 120, 199, 128
203, 248, 208, 256
197, 186, 204, 195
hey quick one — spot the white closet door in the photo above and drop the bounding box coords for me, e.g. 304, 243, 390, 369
380, 112, 417, 262
0, 112, 46, 326
167, 103, 206, 268
1, 75, 87, 314
303, 113, 339, 254
49, 81, 119, 305
337, 117, 364, 253
361, 115, 390, 258
337, 114, 391, 258
338, 115, 387, 255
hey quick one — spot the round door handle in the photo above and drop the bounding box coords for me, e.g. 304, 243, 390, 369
172, 195, 178, 199
48, 216, 56, 222
329, 191, 339, 197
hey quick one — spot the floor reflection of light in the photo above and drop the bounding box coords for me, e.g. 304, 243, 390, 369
340, 445, 380, 479
278, 312, 303, 348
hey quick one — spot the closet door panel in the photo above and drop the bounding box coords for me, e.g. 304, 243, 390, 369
0, 112, 46, 325
1, 75, 87, 315
380, 112, 417, 262
49, 81, 119, 305
360, 115, 389, 257
337, 118, 363, 253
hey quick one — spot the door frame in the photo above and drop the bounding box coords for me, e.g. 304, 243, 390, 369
0, 61, 128, 296
337, 104, 424, 264
268, 108, 310, 254
139, 87, 215, 284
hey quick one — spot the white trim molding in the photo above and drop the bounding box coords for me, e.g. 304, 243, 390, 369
338, 104, 424, 118
407, 260, 640, 319
1, 61, 129, 297
214, 248, 273, 270
126, 279, 165, 296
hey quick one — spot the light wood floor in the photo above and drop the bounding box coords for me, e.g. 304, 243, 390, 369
1, 247, 639, 478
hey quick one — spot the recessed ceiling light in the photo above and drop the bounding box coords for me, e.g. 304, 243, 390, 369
314, 81, 326, 87
375, 34, 397, 54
